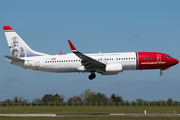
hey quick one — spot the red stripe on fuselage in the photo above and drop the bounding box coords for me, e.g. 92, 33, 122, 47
137, 52, 176, 70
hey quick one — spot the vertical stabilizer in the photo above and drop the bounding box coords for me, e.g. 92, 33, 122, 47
3, 26, 49, 58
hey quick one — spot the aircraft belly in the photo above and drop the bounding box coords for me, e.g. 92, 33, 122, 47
37, 66, 78, 73
12, 61, 26, 68
42, 62, 80, 72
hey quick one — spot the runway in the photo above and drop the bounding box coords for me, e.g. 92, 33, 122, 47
0, 114, 180, 117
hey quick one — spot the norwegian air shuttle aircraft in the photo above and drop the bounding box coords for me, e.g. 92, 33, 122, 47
3, 26, 179, 80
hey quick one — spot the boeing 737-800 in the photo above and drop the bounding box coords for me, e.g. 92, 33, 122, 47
3, 26, 179, 80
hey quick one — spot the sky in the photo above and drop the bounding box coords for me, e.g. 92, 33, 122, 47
0, 0, 180, 102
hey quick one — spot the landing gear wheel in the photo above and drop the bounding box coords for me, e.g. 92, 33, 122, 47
160, 72, 163, 76
88, 73, 96, 80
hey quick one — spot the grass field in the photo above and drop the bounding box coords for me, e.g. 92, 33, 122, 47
0, 106, 179, 114
0, 106, 180, 120
0, 117, 180, 120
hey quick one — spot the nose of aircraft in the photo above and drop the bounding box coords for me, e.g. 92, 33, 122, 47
172, 58, 179, 66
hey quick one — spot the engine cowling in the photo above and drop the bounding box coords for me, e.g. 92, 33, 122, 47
101, 64, 123, 75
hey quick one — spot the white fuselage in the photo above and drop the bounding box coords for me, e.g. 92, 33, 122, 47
12, 52, 137, 74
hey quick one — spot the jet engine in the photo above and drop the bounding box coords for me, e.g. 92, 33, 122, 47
101, 64, 123, 75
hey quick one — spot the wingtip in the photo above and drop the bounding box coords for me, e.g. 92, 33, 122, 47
3, 26, 13, 31
60, 51, 64, 55
3, 55, 7, 58
68, 40, 77, 51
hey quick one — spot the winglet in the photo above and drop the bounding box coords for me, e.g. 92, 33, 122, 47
3, 26, 13, 31
60, 51, 64, 55
68, 40, 77, 52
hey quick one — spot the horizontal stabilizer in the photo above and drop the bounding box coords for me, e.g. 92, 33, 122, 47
4, 55, 25, 62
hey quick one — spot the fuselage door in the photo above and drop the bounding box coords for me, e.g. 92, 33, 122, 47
104, 57, 108, 64
157, 54, 161, 62
35, 59, 40, 68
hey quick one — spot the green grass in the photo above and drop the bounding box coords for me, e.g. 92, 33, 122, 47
0, 117, 180, 120
0, 106, 180, 120
0, 106, 179, 114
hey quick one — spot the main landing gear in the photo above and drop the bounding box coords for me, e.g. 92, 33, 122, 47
89, 72, 96, 80
160, 70, 163, 76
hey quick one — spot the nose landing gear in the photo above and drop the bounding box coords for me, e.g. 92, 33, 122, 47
160, 70, 163, 76
89, 72, 96, 80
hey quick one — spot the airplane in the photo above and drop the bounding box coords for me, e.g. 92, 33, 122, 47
3, 26, 179, 80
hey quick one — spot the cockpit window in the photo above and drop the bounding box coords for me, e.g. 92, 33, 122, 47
166, 56, 172, 58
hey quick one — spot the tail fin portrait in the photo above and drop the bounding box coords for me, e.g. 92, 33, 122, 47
3, 26, 48, 58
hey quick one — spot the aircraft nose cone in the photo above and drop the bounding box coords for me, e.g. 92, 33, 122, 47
173, 58, 179, 65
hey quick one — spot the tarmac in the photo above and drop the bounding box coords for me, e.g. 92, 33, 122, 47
0, 114, 180, 117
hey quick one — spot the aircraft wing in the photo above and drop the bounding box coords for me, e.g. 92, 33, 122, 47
4, 55, 25, 62
68, 40, 106, 71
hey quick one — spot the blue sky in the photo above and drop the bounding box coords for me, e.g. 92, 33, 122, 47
0, 0, 180, 102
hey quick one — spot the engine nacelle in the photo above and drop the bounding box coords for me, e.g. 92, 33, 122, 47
101, 64, 123, 75
106, 64, 123, 72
